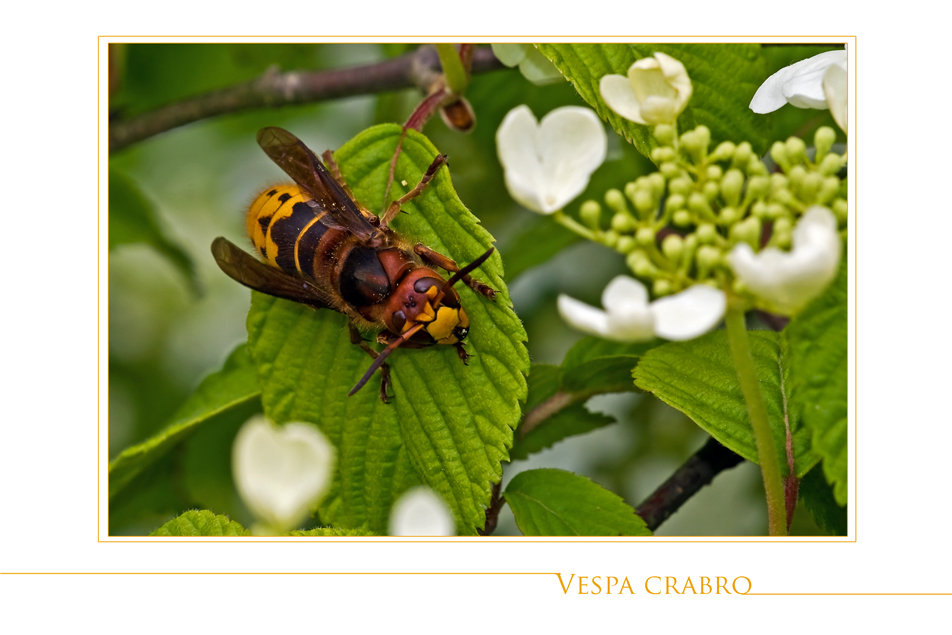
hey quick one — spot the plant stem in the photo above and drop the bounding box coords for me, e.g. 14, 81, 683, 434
724, 301, 787, 536
433, 44, 469, 94
553, 210, 598, 242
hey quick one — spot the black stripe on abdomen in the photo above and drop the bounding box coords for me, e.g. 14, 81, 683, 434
270, 202, 317, 275
296, 216, 331, 279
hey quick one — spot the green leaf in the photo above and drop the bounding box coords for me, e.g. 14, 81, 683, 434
511, 403, 614, 461
109, 344, 260, 499
505, 469, 651, 536
536, 43, 770, 159
785, 245, 848, 504
109, 166, 199, 294
246, 125, 529, 535
634, 330, 818, 477
799, 465, 847, 536
150, 510, 249, 536
289, 526, 376, 537
560, 336, 658, 395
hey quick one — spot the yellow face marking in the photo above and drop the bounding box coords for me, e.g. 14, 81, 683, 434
427, 306, 461, 343
417, 302, 436, 322
425, 285, 439, 300
458, 308, 469, 329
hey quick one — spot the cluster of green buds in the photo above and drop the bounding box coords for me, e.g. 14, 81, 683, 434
577, 124, 847, 300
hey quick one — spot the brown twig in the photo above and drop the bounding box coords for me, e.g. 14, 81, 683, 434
477, 480, 504, 536
109, 45, 506, 153
635, 437, 744, 532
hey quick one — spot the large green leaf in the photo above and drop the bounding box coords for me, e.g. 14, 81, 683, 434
799, 465, 847, 536
108, 344, 260, 499
634, 330, 818, 477
109, 166, 199, 293
560, 336, 658, 395
150, 510, 249, 536
785, 245, 848, 504
505, 468, 651, 536
290, 527, 376, 537
246, 125, 529, 535
536, 43, 770, 159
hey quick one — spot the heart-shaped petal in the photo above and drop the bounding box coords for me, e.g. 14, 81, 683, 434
232, 416, 335, 533
389, 487, 456, 536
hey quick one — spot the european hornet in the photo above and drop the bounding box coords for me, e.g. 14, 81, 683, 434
212, 127, 496, 402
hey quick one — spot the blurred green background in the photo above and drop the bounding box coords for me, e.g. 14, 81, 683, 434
109, 43, 833, 536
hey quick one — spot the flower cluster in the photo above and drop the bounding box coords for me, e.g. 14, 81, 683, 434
495, 50, 847, 342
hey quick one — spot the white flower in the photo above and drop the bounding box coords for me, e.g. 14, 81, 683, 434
490, 43, 564, 85
823, 62, 847, 133
496, 105, 607, 214
727, 206, 841, 315
557, 276, 726, 342
599, 53, 693, 126
750, 50, 847, 113
232, 415, 335, 534
389, 487, 456, 536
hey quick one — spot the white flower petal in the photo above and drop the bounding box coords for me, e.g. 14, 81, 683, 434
389, 487, 456, 536
599, 73, 647, 124
497, 105, 606, 214
655, 52, 693, 109
605, 300, 655, 342
750, 50, 847, 114
823, 63, 848, 133
782, 66, 830, 109
490, 43, 529, 67
558, 294, 612, 338
233, 416, 335, 533
518, 47, 564, 84
650, 286, 726, 341
727, 206, 841, 314
601, 275, 649, 313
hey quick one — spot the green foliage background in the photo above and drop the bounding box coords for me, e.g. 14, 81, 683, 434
109, 43, 844, 536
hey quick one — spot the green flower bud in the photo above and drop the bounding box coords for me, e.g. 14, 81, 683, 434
602, 229, 620, 248
688, 192, 712, 217
766, 202, 787, 220
710, 141, 736, 162
661, 234, 684, 261
702, 181, 719, 201
814, 126, 836, 163
799, 172, 822, 204
696, 245, 722, 272
660, 161, 682, 180
612, 212, 637, 233
772, 228, 792, 249
718, 206, 740, 226
666, 193, 686, 212
706, 165, 724, 181
818, 153, 845, 176
653, 278, 673, 297
832, 198, 848, 224
788, 165, 807, 192
785, 136, 808, 165
696, 222, 718, 244
635, 226, 656, 246
647, 173, 667, 198
772, 188, 797, 208
817, 176, 840, 204
732, 142, 753, 169
580, 200, 602, 228
605, 188, 628, 215
730, 216, 761, 249
681, 127, 709, 163
616, 235, 636, 253
626, 250, 656, 278
773, 216, 792, 235
746, 175, 770, 201
746, 156, 769, 176
732, 278, 749, 295
654, 124, 676, 146
770, 173, 789, 195
669, 176, 694, 196
633, 189, 655, 217
624, 181, 638, 206
651, 146, 677, 163
751, 200, 769, 219
721, 168, 745, 206
673, 210, 692, 227
769, 141, 790, 172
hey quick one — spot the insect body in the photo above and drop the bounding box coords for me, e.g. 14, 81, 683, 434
212, 127, 495, 401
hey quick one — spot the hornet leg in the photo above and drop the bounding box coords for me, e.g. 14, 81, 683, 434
414, 244, 497, 300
